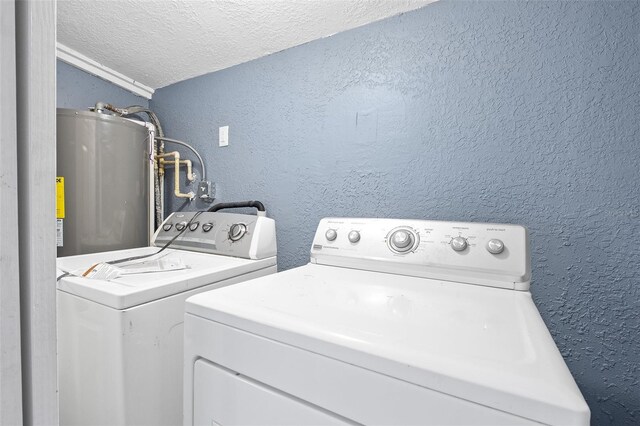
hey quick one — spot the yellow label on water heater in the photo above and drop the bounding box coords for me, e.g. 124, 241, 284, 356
56, 177, 65, 219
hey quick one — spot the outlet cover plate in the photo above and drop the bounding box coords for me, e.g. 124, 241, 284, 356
219, 126, 229, 147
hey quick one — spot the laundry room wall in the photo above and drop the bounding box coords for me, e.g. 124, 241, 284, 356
57, 60, 148, 109
150, 1, 640, 424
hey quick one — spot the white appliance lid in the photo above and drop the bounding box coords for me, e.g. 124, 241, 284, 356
186, 263, 589, 425
57, 247, 276, 309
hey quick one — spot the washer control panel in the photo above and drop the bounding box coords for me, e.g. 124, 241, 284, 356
311, 218, 530, 290
152, 211, 277, 260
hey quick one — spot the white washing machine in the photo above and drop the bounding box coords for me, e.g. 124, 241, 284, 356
184, 217, 590, 426
57, 209, 277, 426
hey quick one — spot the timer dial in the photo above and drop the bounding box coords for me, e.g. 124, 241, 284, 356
228, 223, 247, 241
388, 229, 417, 253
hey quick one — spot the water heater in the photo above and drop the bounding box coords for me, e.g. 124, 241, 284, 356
56, 108, 153, 257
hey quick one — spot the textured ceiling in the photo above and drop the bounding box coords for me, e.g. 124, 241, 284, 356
57, 0, 435, 89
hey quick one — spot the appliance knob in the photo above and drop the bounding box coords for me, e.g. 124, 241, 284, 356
325, 229, 337, 241
389, 229, 415, 253
162, 223, 173, 232
451, 236, 468, 252
228, 223, 247, 241
175, 221, 187, 232
487, 238, 505, 254
348, 230, 361, 243
188, 222, 199, 232
202, 223, 214, 233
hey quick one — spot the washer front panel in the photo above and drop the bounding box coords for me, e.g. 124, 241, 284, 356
185, 314, 538, 426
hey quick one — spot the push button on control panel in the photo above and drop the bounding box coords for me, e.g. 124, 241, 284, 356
175, 221, 187, 232
162, 223, 173, 232
189, 222, 200, 232
202, 223, 214, 233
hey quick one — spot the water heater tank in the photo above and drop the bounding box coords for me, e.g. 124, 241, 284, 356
56, 108, 151, 257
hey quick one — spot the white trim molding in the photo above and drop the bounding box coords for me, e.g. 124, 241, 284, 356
56, 42, 155, 99
16, 0, 58, 423
0, 1, 23, 422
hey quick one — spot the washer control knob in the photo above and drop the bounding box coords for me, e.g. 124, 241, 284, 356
348, 230, 361, 243
202, 223, 214, 233
175, 221, 187, 232
162, 223, 173, 232
487, 239, 505, 254
228, 223, 247, 241
451, 236, 468, 252
392, 230, 412, 249
188, 222, 200, 232
325, 229, 337, 241
389, 229, 415, 253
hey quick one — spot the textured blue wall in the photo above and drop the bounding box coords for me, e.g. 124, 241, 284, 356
57, 60, 148, 109
151, 1, 640, 424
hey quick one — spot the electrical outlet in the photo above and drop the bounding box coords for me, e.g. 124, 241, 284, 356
219, 126, 229, 147
197, 181, 215, 202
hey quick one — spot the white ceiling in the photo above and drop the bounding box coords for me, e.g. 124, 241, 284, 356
57, 0, 435, 90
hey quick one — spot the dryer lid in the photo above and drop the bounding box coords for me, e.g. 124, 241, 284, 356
57, 247, 276, 309
186, 263, 589, 425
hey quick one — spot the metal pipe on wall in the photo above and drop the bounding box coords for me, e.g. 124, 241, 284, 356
156, 151, 195, 199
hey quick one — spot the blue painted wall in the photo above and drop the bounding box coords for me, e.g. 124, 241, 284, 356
57, 60, 148, 109
151, 1, 640, 424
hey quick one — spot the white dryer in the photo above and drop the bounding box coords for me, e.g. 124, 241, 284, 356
184, 217, 590, 425
57, 209, 276, 426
